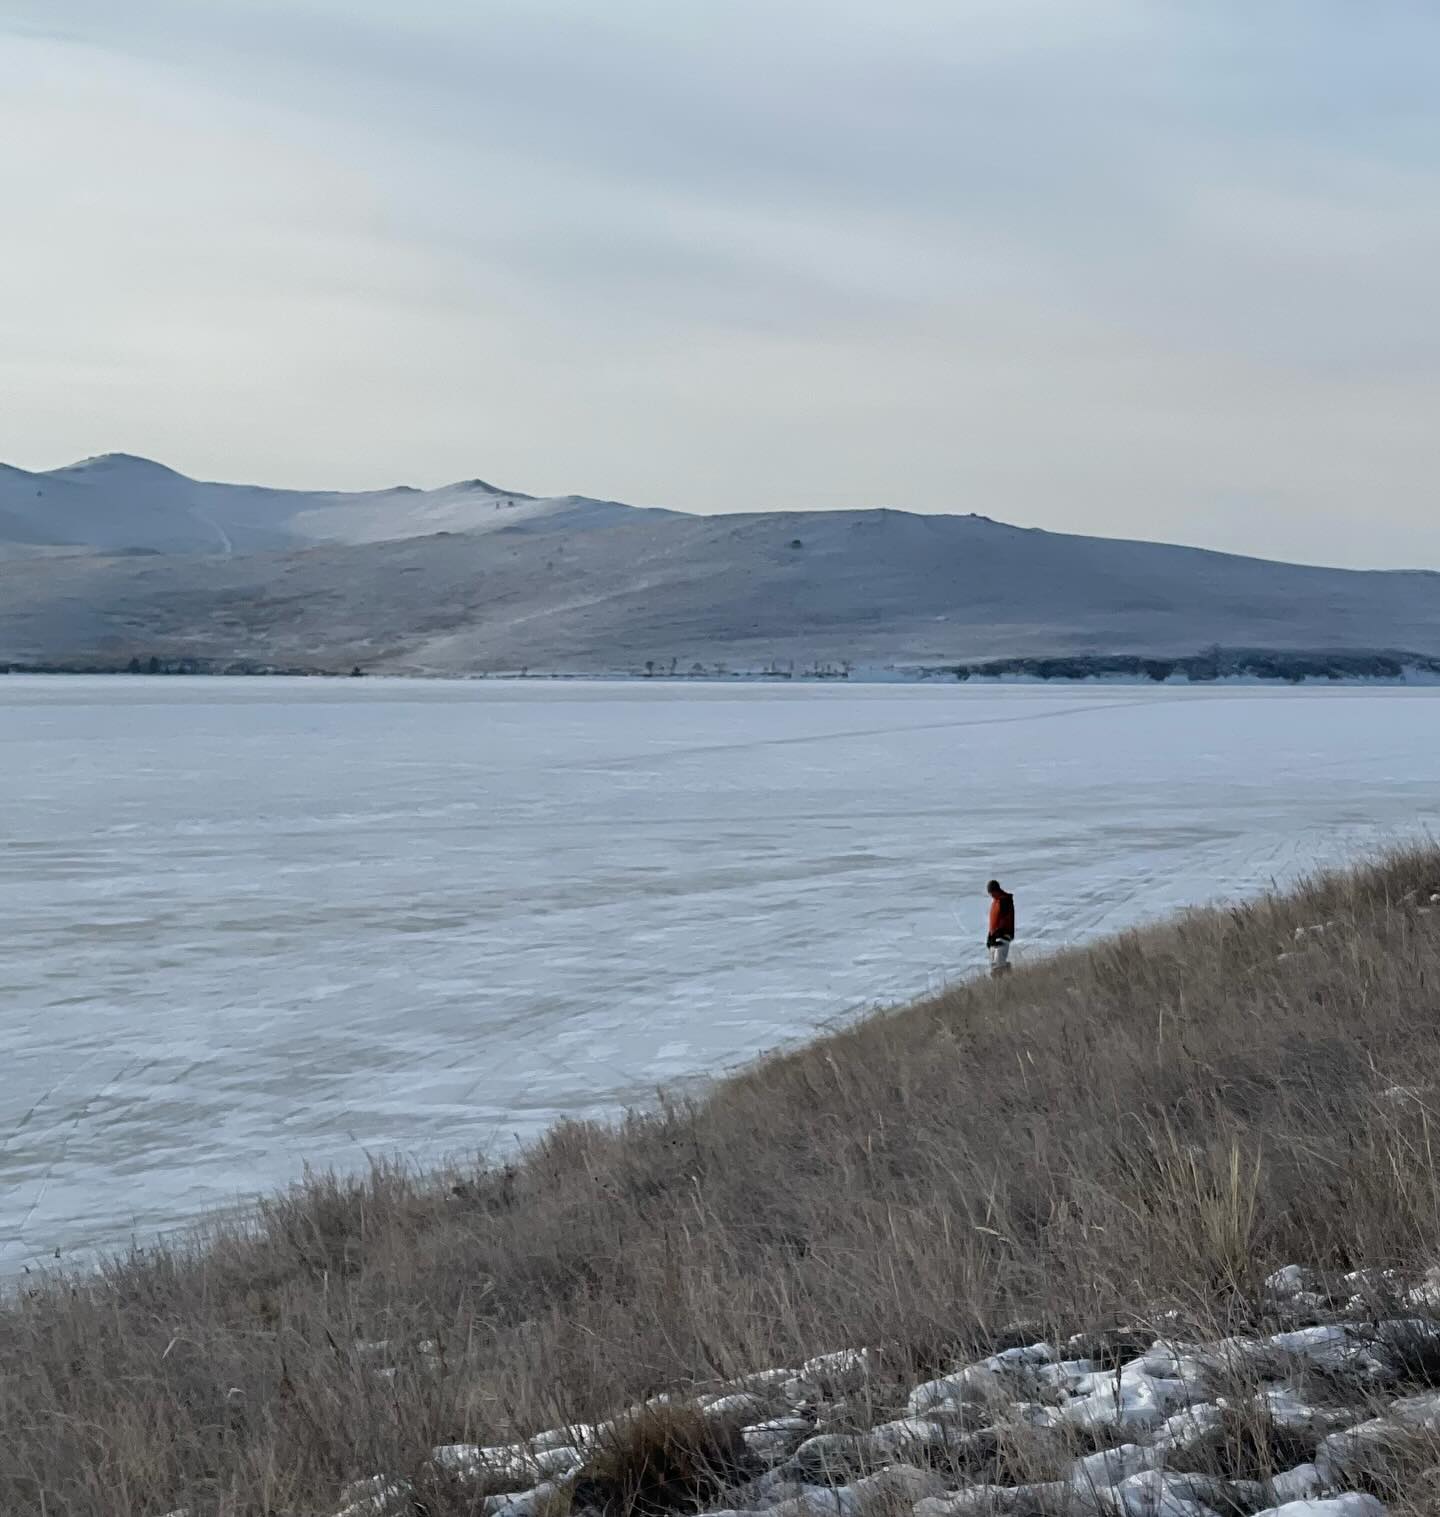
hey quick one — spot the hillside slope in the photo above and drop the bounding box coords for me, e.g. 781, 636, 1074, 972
4, 850, 1440, 1515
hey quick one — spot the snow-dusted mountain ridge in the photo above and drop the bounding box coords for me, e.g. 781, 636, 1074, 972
0, 453, 653, 555
1, 454, 1438, 675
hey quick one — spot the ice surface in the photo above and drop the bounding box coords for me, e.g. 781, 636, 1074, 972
2, 677, 1439, 1272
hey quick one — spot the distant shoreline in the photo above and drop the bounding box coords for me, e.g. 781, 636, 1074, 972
6, 648, 1440, 687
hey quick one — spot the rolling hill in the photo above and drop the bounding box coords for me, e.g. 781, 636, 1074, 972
1, 455, 1438, 676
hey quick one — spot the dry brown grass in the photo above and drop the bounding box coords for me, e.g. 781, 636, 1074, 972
571, 1404, 755, 1517
3, 847, 1440, 1515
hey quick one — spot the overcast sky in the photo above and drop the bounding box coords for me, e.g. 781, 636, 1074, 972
3, 2, 1439, 568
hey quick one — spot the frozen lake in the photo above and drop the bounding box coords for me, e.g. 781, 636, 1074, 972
2, 676, 1438, 1271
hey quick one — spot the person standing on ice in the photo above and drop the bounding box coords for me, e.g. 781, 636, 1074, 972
986, 879, 1015, 977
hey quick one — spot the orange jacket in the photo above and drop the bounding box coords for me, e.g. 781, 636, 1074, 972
988, 892, 1015, 941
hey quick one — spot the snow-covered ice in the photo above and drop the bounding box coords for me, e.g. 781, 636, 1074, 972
2, 676, 1439, 1270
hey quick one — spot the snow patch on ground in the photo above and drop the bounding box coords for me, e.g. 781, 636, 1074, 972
327, 1267, 1440, 1517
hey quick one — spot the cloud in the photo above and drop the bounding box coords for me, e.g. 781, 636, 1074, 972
2, 1, 1439, 567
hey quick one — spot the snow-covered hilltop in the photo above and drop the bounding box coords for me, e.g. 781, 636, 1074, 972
2, 454, 1439, 676
0, 452, 658, 557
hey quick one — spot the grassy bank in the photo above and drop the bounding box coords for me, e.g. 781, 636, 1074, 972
4, 849, 1440, 1515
